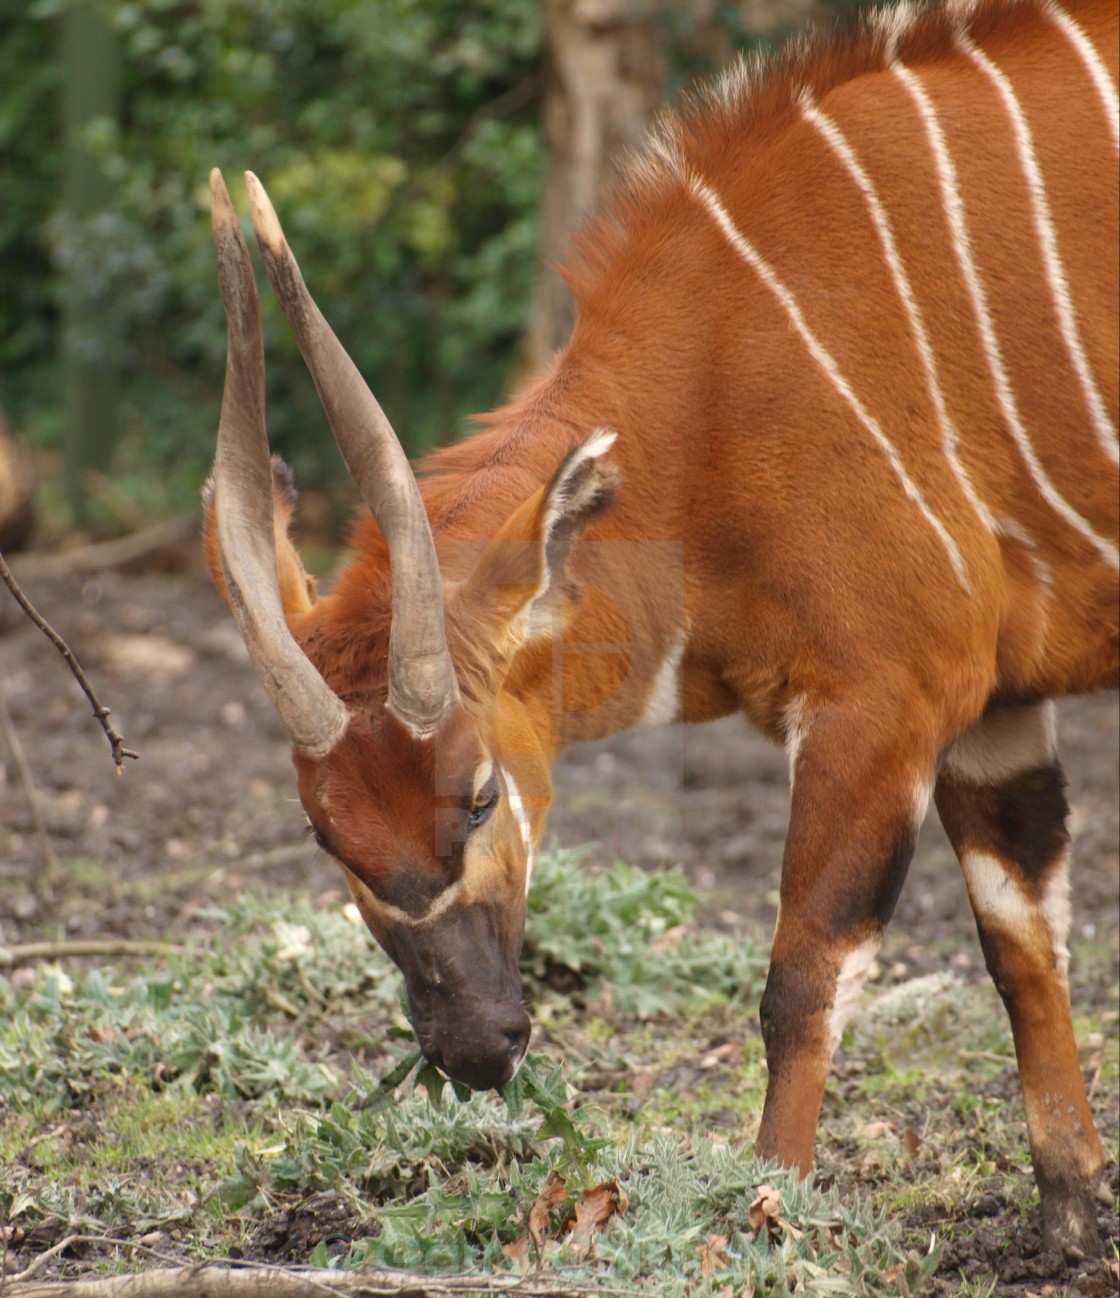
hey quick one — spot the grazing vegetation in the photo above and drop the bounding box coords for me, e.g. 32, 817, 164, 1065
1, 847, 1114, 1292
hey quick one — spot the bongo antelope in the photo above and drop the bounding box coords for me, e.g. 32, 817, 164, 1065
204, 0, 1118, 1258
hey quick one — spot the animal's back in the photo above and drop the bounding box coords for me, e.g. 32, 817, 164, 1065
552, 0, 1119, 714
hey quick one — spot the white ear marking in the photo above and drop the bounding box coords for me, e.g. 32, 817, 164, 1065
580, 427, 618, 460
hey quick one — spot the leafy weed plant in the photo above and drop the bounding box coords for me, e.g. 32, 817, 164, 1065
0, 848, 1110, 1291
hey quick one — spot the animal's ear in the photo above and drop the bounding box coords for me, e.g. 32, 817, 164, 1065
203, 454, 318, 617
453, 428, 619, 674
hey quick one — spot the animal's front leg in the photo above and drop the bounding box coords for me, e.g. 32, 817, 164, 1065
754, 700, 937, 1172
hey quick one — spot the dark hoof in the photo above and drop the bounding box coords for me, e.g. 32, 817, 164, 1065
1040, 1190, 1100, 1263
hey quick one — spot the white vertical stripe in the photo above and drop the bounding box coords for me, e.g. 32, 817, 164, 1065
689, 174, 971, 591
638, 632, 685, 728
503, 768, 537, 895
958, 31, 1119, 465
1046, 1, 1120, 153
894, 62, 1120, 570
803, 98, 996, 538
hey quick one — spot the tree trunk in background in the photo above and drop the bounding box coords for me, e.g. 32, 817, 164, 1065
520, 0, 665, 381
521, 0, 832, 382
60, 0, 119, 527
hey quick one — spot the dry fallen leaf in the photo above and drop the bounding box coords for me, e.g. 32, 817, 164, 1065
697, 1232, 732, 1275
528, 1170, 569, 1249
779, 1216, 804, 1242
563, 1180, 628, 1262
651, 923, 688, 952
858, 1120, 894, 1140
748, 1183, 783, 1239
700, 1041, 739, 1069
902, 1126, 922, 1157
501, 1235, 531, 1270
720, 1283, 756, 1298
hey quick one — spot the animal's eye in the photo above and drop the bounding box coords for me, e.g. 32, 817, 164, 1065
468, 774, 500, 830
305, 819, 332, 855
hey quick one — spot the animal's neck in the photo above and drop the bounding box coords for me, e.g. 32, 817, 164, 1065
425, 354, 700, 755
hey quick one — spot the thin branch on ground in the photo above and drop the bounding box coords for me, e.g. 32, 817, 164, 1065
0, 551, 139, 773
0, 667, 57, 890
6, 516, 195, 581
0, 940, 184, 968
0, 1244, 630, 1298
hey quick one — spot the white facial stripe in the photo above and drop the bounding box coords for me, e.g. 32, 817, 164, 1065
689, 173, 970, 592
943, 700, 1057, 786
825, 935, 881, 1055
803, 98, 996, 537
503, 768, 537, 895
1046, 1, 1120, 154
957, 31, 1119, 467
894, 62, 1120, 569
638, 632, 685, 728
374, 876, 467, 929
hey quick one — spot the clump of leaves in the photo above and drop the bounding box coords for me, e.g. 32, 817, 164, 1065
0, 896, 402, 1117
523, 850, 768, 1015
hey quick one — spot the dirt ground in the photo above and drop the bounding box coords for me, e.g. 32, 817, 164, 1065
0, 544, 1117, 1293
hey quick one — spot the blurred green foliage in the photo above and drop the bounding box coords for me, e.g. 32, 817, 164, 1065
2, 0, 817, 525
2, 0, 544, 515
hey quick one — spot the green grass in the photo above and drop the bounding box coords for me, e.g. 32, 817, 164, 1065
0, 848, 1114, 1293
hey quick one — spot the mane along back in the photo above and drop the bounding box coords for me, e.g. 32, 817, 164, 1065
565, 0, 1080, 299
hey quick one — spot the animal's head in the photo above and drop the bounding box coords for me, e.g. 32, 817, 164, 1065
203, 171, 617, 1090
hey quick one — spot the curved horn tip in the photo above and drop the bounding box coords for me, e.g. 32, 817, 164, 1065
210, 168, 237, 231
244, 171, 286, 255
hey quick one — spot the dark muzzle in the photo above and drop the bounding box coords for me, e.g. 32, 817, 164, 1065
417, 999, 531, 1091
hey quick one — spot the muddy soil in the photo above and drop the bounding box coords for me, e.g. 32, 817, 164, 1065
1, 548, 1117, 1294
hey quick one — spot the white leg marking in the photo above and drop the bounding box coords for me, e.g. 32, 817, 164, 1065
1040, 847, 1072, 983
960, 849, 1035, 927
826, 935, 881, 1055
943, 699, 1057, 786
912, 772, 934, 831
782, 693, 809, 793
957, 32, 1119, 466
1046, 1, 1120, 153
960, 848, 1070, 981
895, 63, 1120, 569
638, 632, 685, 728
690, 175, 971, 592
804, 98, 997, 536
503, 768, 537, 896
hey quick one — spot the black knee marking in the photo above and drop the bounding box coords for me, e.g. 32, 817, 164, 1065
938, 761, 1069, 889
992, 764, 1069, 884
828, 821, 917, 932
759, 959, 830, 1075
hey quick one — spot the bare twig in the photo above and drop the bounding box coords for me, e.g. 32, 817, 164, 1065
1, 1249, 627, 1297
0, 550, 138, 772
0, 1234, 637, 1296
0, 940, 183, 968
0, 667, 57, 887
